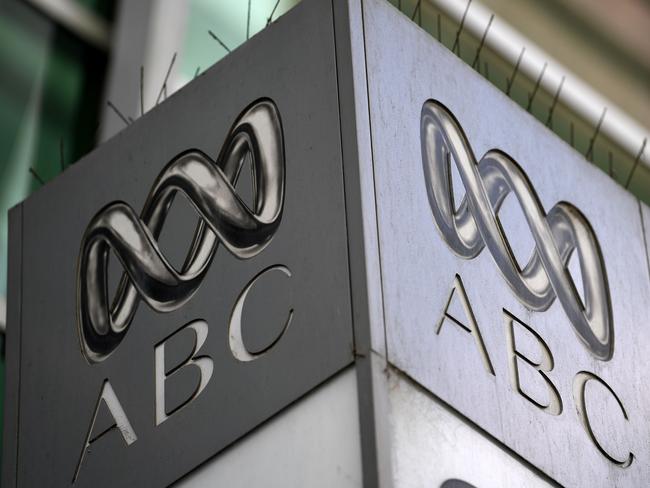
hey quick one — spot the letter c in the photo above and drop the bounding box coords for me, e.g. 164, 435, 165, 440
573, 371, 633, 467
228, 265, 293, 362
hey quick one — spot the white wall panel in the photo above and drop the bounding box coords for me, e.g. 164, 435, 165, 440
176, 368, 363, 488
388, 371, 554, 488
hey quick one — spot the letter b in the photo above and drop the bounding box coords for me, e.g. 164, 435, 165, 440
155, 319, 214, 425
504, 309, 562, 416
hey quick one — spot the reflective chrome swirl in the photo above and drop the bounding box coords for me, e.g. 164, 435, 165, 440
78, 98, 285, 363
421, 100, 613, 360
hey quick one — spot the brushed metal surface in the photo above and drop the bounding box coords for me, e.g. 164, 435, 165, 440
641, 202, 650, 289
362, 0, 650, 485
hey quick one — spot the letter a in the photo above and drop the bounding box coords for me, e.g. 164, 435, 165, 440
73, 380, 137, 483
436, 274, 495, 375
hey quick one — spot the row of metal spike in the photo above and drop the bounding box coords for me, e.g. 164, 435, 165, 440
400, 0, 647, 196
29, 0, 647, 201
28, 0, 282, 187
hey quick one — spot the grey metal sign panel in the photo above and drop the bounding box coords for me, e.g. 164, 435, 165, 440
362, 0, 650, 486
3, 1, 354, 486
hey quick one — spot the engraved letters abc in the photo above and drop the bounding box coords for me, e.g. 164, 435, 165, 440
420, 99, 613, 361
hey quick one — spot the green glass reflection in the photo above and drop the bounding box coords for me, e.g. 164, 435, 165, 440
0, 0, 112, 464
179, 0, 299, 80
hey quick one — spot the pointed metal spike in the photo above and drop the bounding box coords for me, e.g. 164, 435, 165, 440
545, 76, 565, 128
452, 0, 472, 55
505, 47, 525, 96
624, 138, 647, 189
107, 100, 130, 126
29, 167, 45, 186
156, 52, 177, 106
585, 107, 607, 161
526, 61, 547, 111
471, 14, 494, 69
267, 0, 281, 26
208, 30, 231, 53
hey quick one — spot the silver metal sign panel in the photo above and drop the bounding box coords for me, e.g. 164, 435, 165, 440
3, 1, 354, 486
362, 0, 650, 486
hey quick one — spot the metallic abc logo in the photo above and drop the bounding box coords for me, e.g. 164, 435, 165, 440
421, 100, 613, 360
77, 98, 285, 363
